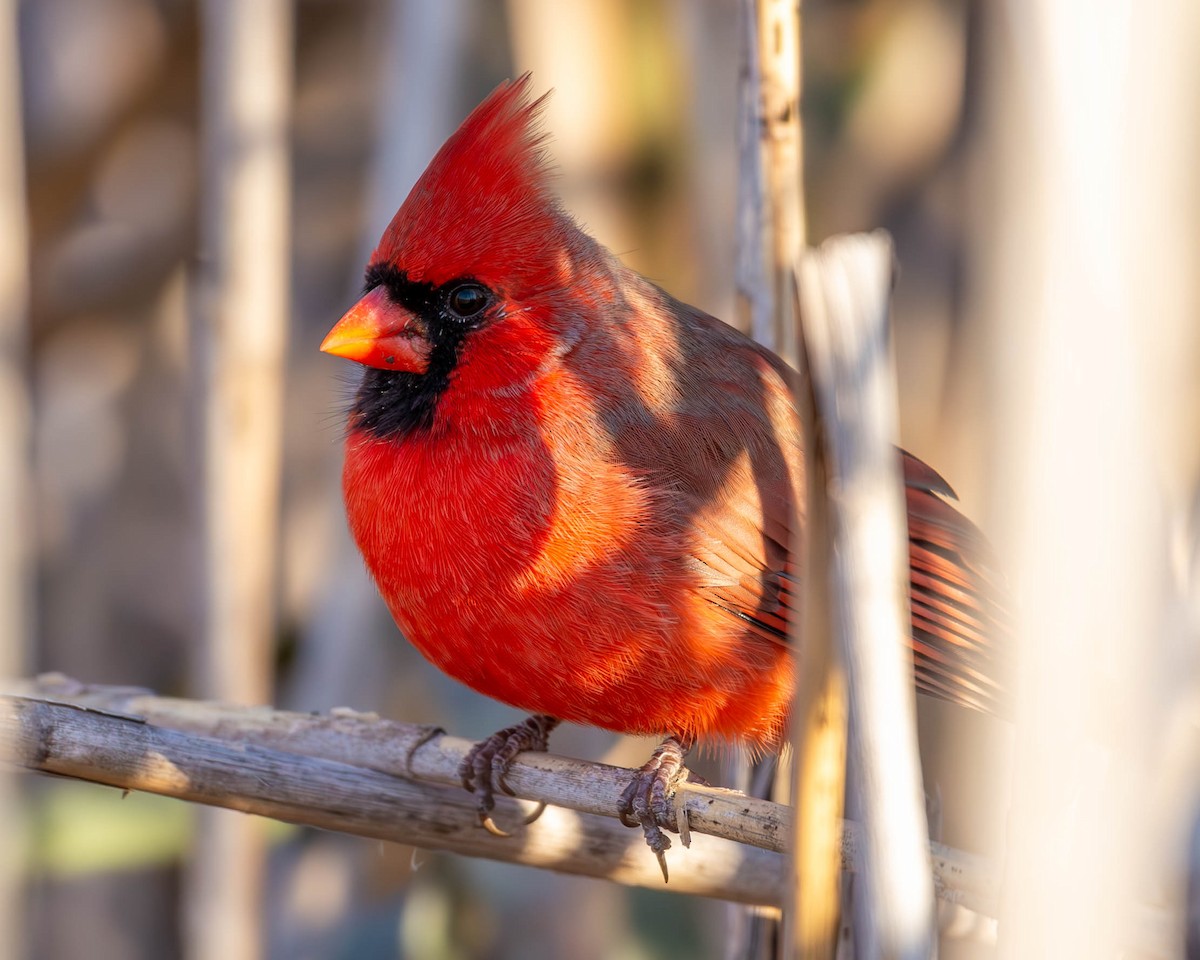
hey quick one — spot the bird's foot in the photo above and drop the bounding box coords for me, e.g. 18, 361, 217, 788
459, 714, 560, 837
618, 734, 695, 883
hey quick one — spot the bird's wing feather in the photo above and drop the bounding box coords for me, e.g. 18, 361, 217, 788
690, 444, 1012, 717
593, 287, 1011, 717
668, 318, 1009, 716
901, 455, 1012, 715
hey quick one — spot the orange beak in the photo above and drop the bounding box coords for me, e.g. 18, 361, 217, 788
320, 285, 432, 373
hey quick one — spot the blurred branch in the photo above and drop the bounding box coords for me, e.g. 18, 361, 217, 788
0, 0, 31, 699
979, 1, 1200, 956
796, 233, 935, 959
0, 0, 30, 955
2, 675, 1000, 916
0, 0, 31, 696
195, 0, 291, 711
191, 1, 292, 958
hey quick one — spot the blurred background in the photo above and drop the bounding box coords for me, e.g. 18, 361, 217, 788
2, 0, 1197, 958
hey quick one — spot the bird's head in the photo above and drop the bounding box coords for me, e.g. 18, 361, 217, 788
322, 75, 603, 435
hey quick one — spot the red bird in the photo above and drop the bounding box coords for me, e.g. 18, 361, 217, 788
322, 76, 1007, 876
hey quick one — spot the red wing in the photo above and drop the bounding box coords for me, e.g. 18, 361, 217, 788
900, 452, 1012, 716
594, 292, 1011, 717
692, 439, 1012, 718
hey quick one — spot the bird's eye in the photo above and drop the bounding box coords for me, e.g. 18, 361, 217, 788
446, 283, 489, 319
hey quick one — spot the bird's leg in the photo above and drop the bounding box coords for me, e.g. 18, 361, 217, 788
617, 733, 696, 883
458, 714, 560, 837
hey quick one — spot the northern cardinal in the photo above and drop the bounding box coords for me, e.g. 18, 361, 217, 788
322, 75, 1007, 876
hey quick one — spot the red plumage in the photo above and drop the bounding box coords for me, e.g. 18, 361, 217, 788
324, 76, 1008, 773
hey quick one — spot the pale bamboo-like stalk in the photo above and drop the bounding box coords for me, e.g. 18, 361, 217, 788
790, 268, 848, 960
798, 233, 935, 959
735, 0, 769, 348
736, 0, 806, 359
191, 3, 292, 959
731, 9, 773, 957
736, 3, 846, 959
977, 0, 1200, 955
0, 1, 30, 956
756, 0, 804, 369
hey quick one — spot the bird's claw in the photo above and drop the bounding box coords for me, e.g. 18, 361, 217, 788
617, 735, 692, 883
654, 852, 670, 883
617, 808, 641, 829
458, 714, 559, 834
